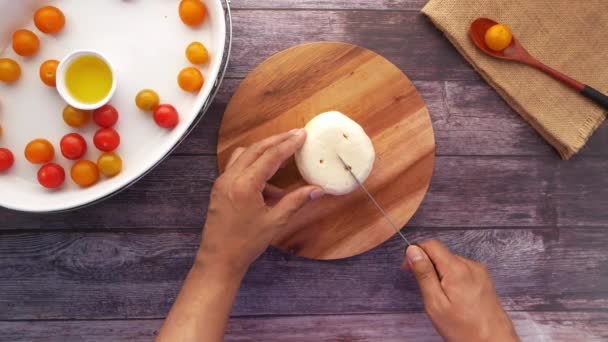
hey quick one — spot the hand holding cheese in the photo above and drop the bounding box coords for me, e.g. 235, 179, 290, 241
296, 111, 375, 195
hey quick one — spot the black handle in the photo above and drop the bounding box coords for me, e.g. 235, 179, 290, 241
581, 85, 608, 111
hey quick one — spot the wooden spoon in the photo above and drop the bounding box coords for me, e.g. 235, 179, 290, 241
469, 17, 608, 110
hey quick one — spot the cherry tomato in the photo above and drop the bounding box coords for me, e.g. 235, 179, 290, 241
97, 152, 122, 177
0, 148, 14, 172
60, 133, 87, 160
485, 24, 513, 52
93, 128, 120, 152
154, 104, 179, 129
12, 29, 40, 57
186, 42, 209, 64
93, 104, 119, 127
0, 58, 21, 83
34, 6, 65, 34
38, 163, 65, 189
135, 89, 160, 112
25, 139, 54, 164
39, 59, 59, 87
178, 67, 204, 92
179, 0, 207, 27
71, 160, 98, 187
63, 105, 91, 128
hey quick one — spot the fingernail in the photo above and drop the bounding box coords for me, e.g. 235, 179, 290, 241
406, 246, 425, 263
290, 128, 305, 137
309, 189, 325, 200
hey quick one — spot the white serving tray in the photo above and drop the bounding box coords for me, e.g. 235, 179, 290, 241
0, 0, 231, 212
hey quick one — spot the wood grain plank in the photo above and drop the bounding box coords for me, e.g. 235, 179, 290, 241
232, 0, 427, 10
0, 228, 607, 319
2, 156, 608, 230
2, 312, 607, 341
173, 78, 608, 157
227, 10, 478, 81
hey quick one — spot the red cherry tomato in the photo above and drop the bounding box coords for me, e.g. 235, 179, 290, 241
37, 163, 65, 189
60, 133, 87, 160
153, 104, 179, 128
93, 128, 120, 152
93, 104, 119, 128
0, 148, 14, 172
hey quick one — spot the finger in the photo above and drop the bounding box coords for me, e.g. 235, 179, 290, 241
405, 245, 448, 304
230, 129, 301, 172
226, 147, 245, 169
271, 185, 324, 221
417, 240, 462, 279
401, 246, 411, 272
248, 129, 306, 187
263, 184, 286, 199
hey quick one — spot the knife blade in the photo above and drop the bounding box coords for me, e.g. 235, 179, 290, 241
337, 154, 412, 247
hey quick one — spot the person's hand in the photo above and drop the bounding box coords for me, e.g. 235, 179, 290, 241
403, 241, 519, 342
197, 129, 324, 277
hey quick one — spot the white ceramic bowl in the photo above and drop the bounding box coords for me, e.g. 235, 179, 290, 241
0, 0, 229, 212
56, 50, 118, 110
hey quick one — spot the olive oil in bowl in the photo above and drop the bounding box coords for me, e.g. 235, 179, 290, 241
65, 55, 113, 104
57, 51, 116, 110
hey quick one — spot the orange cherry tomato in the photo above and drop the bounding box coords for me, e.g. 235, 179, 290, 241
186, 42, 209, 64
0, 58, 21, 83
71, 160, 99, 187
179, 0, 207, 27
485, 24, 513, 52
25, 139, 54, 164
97, 152, 122, 177
12, 29, 40, 57
135, 89, 160, 112
34, 6, 65, 34
178, 67, 204, 92
39, 59, 59, 87
63, 105, 91, 128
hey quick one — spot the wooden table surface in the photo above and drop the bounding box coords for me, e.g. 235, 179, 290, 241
2, 1, 608, 341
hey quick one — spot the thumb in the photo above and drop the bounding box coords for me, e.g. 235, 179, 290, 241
405, 245, 447, 304
271, 186, 324, 221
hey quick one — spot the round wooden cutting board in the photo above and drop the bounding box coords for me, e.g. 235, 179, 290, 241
218, 42, 435, 260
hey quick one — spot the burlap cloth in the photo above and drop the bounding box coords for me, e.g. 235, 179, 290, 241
422, 0, 608, 159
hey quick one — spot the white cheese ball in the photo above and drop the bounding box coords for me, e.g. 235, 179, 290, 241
295, 111, 376, 195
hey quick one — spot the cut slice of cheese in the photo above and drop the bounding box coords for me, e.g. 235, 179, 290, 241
295, 111, 375, 195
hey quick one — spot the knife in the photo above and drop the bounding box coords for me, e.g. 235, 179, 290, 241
337, 154, 412, 247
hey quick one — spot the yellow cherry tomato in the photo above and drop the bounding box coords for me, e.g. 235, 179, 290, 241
39, 59, 59, 87
0, 58, 21, 83
178, 67, 204, 92
71, 160, 99, 187
12, 29, 40, 57
186, 42, 209, 64
484, 24, 513, 52
25, 139, 54, 164
135, 89, 160, 112
63, 105, 91, 128
97, 152, 122, 177
179, 0, 207, 27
